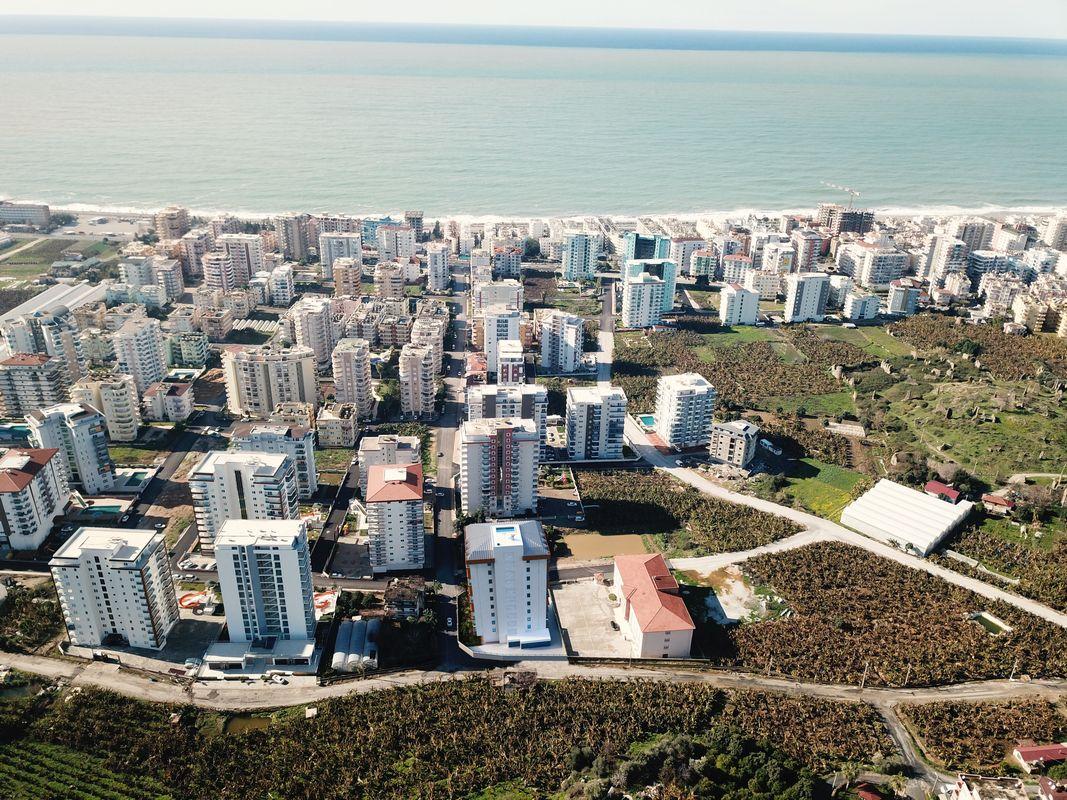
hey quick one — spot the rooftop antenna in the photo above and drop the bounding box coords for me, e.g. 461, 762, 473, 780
820, 182, 861, 210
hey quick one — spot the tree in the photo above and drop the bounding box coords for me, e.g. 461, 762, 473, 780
432, 221, 442, 240
523, 237, 541, 259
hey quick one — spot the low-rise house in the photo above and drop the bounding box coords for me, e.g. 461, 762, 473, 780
925, 480, 962, 504
612, 553, 695, 659
981, 494, 1016, 516
1038, 778, 1067, 800
942, 774, 1027, 800
384, 576, 427, 619
142, 381, 195, 422
1014, 741, 1067, 774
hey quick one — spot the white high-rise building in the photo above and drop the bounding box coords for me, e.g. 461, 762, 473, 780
0, 447, 70, 550
625, 259, 677, 313
458, 418, 539, 518
790, 228, 826, 270
621, 272, 665, 328
202, 250, 237, 293
269, 264, 296, 307
562, 232, 597, 281
152, 206, 190, 239
231, 421, 318, 499
539, 310, 583, 374
719, 283, 758, 326
925, 235, 969, 283
492, 246, 522, 278
214, 520, 316, 643
222, 344, 318, 418
467, 383, 548, 459
669, 237, 706, 276
331, 338, 375, 416
27, 403, 116, 495
410, 316, 447, 374
154, 258, 185, 302
857, 247, 908, 288
0, 354, 72, 418
471, 280, 522, 315
180, 229, 211, 276
1043, 215, 1067, 250
483, 304, 521, 375
275, 213, 311, 262
374, 261, 405, 299
286, 296, 339, 367
113, 317, 167, 392
365, 463, 425, 573
376, 225, 416, 262
763, 241, 796, 274
783, 272, 830, 323
426, 242, 450, 292
70, 373, 142, 442
189, 451, 300, 553
566, 385, 627, 460
843, 292, 881, 321
887, 280, 922, 316
464, 520, 550, 646
653, 373, 716, 451
50, 527, 179, 650
318, 231, 363, 280
217, 233, 266, 285
496, 340, 525, 386
399, 342, 436, 418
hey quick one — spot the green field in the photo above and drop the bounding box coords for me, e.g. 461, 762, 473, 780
0, 740, 174, 800
815, 324, 913, 358
107, 444, 168, 467
685, 288, 719, 310
782, 458, 866, 520
695, 325, 781, 356
0, 238, 114, 279
874, 379, 1067, 484
315, 448, 354, 472
761, 390, 857, 417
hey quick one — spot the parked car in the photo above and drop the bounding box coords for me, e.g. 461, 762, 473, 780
610, 620, 619, 631
446, 617, 454, 629
566, 501, 578, 507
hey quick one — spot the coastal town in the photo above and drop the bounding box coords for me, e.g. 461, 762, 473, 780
0, 197, 1064, 800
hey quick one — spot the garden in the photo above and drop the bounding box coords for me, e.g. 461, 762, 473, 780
0, 582, 64, 653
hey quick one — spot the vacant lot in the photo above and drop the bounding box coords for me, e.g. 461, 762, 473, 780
780, 458, 865, 520
815, 324, 912, 359
0, 238, 114, 279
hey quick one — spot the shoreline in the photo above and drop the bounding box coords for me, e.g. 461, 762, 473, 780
17, 198, 1067, 226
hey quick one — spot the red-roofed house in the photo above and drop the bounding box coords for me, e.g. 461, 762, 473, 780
925, 480, 962, 504
981, 493, 1016, 516
365, 463, 425, 574
1014, 741, 1067, 773
612, 554, 695, 658
1038, 777, 1067, 800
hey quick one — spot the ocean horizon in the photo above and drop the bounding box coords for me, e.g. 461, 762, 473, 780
2, 20, 1066, 217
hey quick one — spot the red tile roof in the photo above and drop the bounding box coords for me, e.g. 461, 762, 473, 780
982, 493, 1015, 508
924, 480, 961, 502
615, 554, 695, 634
0, 448, 60, 493
366, 463, 423, 503
1038, 777, 1067, 800
1016, 741, 1067, 766
0, 353, 52, 367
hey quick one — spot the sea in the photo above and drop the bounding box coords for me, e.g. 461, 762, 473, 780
1, 17, 1066, 219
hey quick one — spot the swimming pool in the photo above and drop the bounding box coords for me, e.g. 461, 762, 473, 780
638, 414, 656, 427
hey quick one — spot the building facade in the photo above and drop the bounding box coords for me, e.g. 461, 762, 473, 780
565, 385, 627, 460
458, 418, 539, 518
653, 373, 716, 451
365, 464, 425, 573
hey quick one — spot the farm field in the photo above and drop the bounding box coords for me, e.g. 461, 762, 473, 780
705, 542, 1067, 687
780, 458, 865, 520
0, 238, 115, 279
574, 470, 800, 557
898, 698, 1067, 774
5, 681, 894, 799
814, 324, 913, 358
0, 741, 174, 800
761, 390, 857, 417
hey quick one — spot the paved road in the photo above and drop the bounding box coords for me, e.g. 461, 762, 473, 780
596, 279, 614, 386
624, 417, 1067, 629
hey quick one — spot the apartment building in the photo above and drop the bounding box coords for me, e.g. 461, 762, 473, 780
669, 237, 706, 276
70, 373, 141, 442
356, 435, 421, 495
0, 307, 86, 380
202, 250, 237, 293
331, 337, 375, 416
719, 283, 758, 326
467, 383, 548, 460
332, 257, 363, 297
625, 259, 677, 313
653, 373, 716, 451
374, 261, 405, 300
287, 296, 339, 367
464, 520, 550, 647
496, 340, 525, 386
708, 419, 760, 468
0, 447, 70, 550
27, 403, 116, 495
562, 232, 598, 281
180, 229, 211, 276
365, 463, 425, 573
565, 385, 627, 460
222, 344, 318, 418
887, 279, 921, 316
492, 246, 522, 278
230, 422, 318, 499
376, 224, 416, 263
783, 272, 830, 323
621, 272, 665, 328
0, 354, 71, 419
318, 231, 363, 280
539, 310, 583, 373
189, 451, 300, 553
215, 520, 316, 643
399, 343, 436, 418
790, 228, 827, 270
113, 317, 167, 393
50, 527, 179, 650
458, 418, 539, 518
410, 316, 447, 374
153, 206, 190, 239
142, 381, 195, 422
315, 403, 357, 448
471, 280, 522, 315
217, 233, 266, 285
843, 292, 881, 321
483, 304, 521, 376
426, 242, 450, 292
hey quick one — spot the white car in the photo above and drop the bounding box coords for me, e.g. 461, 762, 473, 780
566, 501, 578, 507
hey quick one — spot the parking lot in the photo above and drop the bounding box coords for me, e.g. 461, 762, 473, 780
552, 578, 633, 658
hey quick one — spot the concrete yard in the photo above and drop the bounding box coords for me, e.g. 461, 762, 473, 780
552, 578, 632, 658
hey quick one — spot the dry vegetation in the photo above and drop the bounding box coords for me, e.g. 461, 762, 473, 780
899, 698, 1067, 773
706, 542, 1067, 687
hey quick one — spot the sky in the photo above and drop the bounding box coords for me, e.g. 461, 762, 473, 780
3, 0, 1067, 41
